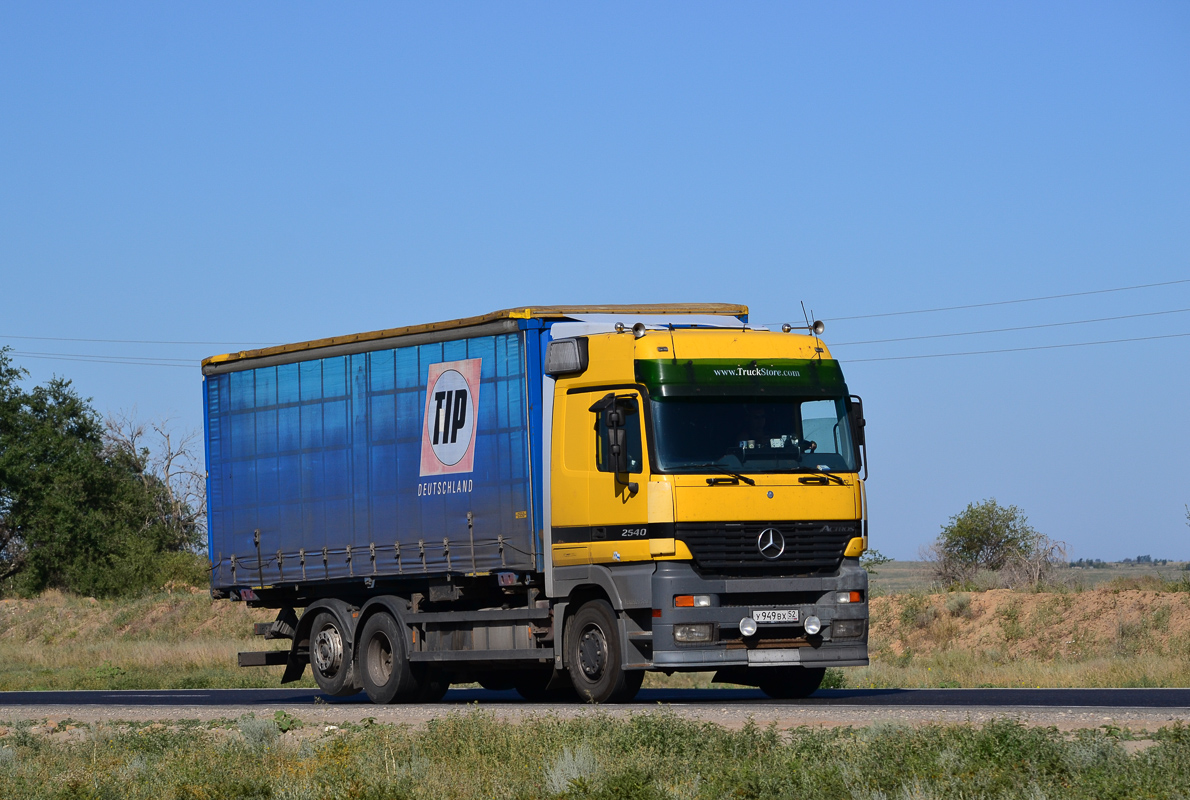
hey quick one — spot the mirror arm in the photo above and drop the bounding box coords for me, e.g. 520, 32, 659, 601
850, 394, 868, 479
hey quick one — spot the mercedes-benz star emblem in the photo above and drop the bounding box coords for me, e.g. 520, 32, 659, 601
757, 528, 785, 560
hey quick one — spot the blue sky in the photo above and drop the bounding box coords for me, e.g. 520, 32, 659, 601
2, 2, 1187, 560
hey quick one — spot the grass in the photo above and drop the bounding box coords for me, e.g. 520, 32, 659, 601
854, 586, 1190, 688
0, 712, 1187, 799
0, 589, 312, 691
3, 579, 1190, 693
848, 650, 1190, 689
868, 560, 1190, 596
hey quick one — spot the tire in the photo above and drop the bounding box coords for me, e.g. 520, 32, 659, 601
358, 611, 419, 704
309, 611, 358, 697
565, 600, 643, 704
413, 669, 450, 702
758, 667, 826, 699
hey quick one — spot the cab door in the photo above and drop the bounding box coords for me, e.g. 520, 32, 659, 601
550, 388, 650, 565
586, 390, 649, 564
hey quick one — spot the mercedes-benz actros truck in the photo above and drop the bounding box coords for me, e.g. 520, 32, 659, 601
206, 304, 869, 703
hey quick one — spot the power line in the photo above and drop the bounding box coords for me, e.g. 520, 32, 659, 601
12, 349, 192, 364
825, 278, 1190, 322
1, 334, 278, 346
9, 351, 196, 369
844, 332, 1190, 363
830, 307, 1190, 347
9, 327, 1190, 370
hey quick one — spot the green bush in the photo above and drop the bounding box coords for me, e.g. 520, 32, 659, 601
0, 348, 205, 598
945, 593, 972, 618
937, 499, 1039, 572
926, 498, 1066, 589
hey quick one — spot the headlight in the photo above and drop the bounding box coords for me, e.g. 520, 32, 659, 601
673, 623, 714, 643
803, 615, 822, 635
739, 617, 758, 637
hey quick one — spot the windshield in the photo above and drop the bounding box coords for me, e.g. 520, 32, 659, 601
649, 396, 858, 473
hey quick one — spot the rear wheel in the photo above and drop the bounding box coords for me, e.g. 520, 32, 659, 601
565, 600, 643, 704
758, 667, 826, 699
309, 612, 357, 697
358, 611, 420, 704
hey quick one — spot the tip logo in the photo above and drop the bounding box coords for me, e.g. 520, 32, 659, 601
420, 359, 481, 476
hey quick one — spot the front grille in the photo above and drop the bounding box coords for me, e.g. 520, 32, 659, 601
676, 520, 858, 577
719, 591, 822, 608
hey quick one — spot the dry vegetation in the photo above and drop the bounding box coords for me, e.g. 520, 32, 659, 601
0, 588, 304, 690
851, 582, 1190, 688
2, 572, 1189, 691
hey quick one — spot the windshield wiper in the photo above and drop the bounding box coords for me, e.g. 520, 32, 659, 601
692, 463, 756, 486
798, 470, 848, 486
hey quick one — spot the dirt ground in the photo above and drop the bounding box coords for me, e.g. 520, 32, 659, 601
870, 588, 1190, 662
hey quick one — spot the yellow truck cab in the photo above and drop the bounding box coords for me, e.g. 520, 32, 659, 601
542, 309, 868, 700
212, 304, 868, 704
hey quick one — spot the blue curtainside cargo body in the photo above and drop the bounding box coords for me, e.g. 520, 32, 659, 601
205, 327, 545, 589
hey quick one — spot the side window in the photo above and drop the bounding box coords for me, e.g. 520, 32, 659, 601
800, 399, 844, 455
595, 396, 643, 474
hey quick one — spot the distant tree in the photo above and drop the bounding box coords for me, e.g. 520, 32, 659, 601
860, 549, 892, 575
0, 348, 206, 597
925, 498, 1065, 589
935, 498, 1039, 569
103, 410, 206, 554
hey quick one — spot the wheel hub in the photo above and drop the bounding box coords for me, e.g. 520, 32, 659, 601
578, 624, 607, 679
312, 624, 343, 675
367, 633, 394, 685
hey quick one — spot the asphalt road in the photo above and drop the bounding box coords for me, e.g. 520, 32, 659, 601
2, 687, 1189, 708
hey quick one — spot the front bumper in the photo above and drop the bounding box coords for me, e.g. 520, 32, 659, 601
647, 560, 869, 669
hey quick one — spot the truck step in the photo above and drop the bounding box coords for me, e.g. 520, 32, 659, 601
252, 623, 272, 636
409, 649, 554, 663
406, 608, 550, 624
627, 631, 653, 640
238, 651, 290, 667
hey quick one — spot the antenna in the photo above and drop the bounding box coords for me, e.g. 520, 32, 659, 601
800, 301, 812, 330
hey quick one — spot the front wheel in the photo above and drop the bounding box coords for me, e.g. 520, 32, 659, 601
758, 667, 825, 699
565, 600, 643, 704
